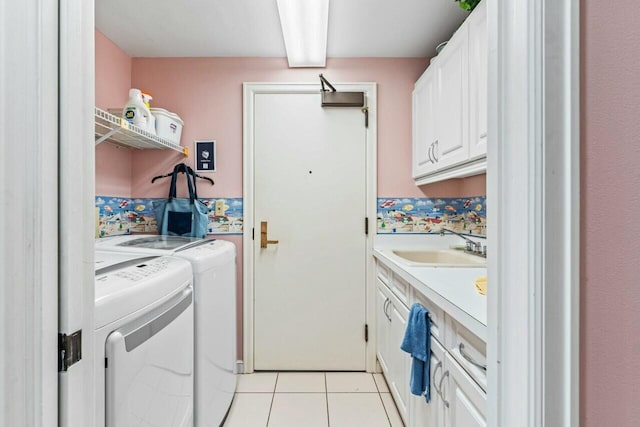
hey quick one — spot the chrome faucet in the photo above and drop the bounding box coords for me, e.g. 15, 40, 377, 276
439, 227, 486, 257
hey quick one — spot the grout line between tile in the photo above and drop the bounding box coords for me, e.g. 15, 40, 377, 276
270, 392, 331, 395
373, 374, 394, 427
325, 372, 330, 427
325, 391, 382, 394
265, 373, 278, 426
378, 391, 393, 427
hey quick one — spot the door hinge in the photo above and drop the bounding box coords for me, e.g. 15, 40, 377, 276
58, 330, 82, 372
361, 106, 369, 128
365, 217, 369, 235
365, 324, 369, 342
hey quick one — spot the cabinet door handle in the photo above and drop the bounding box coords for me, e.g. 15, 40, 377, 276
439, 370, 450, 408
432, 360, 443, 397
459, 342, 487, 371
433, 140, 439, 162
383, 298, 391, 322
427, 142, 434, 164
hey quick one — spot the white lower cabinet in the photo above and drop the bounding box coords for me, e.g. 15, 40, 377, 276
410, 338, 446, 427
375, 260, 486, 427
377, 279, 410, 424
407, 336, 486, 427
388, 296, 410, 423
442, 353, 487, 427
376, 281, 391, 373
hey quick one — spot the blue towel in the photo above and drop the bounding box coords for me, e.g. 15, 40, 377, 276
400, 303, 432, 402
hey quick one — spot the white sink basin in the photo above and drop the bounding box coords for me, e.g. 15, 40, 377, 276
390, 249, 486, 268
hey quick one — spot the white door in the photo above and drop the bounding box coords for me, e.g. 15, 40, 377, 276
253, 91, 368, 370
468, 0, 488, 159
412, 68, 439, 178
435, 25, 469, 170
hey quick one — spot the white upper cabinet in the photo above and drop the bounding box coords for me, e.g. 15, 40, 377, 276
435, 24, 469, 171
468, 0, 488, 159
412, 68, 438, 178
412, 1, 487, 185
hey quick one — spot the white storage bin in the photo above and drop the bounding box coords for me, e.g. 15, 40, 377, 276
150, 108, 184, 144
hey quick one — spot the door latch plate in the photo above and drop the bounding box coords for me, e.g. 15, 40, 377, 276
58, 330, 82, 372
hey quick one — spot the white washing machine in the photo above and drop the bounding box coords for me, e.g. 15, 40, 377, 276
95, 236, 237, 427
94, 250, 194, 427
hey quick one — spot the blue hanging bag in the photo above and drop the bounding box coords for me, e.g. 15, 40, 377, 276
153, 163, 209, 238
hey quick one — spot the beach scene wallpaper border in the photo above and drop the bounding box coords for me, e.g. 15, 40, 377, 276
96, 195, 486, 238
377, 196, 486, 236
96, 196, 243, 237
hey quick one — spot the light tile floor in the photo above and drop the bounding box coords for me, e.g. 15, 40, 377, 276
223, 372, 404, 427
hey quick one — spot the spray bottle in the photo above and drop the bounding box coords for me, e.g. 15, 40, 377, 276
141, 91, 156, 134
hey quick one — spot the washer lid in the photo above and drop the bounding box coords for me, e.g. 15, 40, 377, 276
94, 253, 193, 329
95, 235, 208, 253
94, 250, 156, 272
173, 239, 237, 274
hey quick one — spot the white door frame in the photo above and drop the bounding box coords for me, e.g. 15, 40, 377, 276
58, 0, 96, 426
487, 0, 580, 426
243, 82, 378, 373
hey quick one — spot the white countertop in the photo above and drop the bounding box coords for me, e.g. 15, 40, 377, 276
374, 248, 487, 341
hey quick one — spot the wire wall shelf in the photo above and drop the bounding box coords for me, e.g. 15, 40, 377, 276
94, 107, 188, 156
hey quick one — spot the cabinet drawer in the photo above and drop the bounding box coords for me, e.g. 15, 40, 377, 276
447, 316, 487, 391
376, 262, 390, 285
390, 273, 410, 306
412, 291, 445, 345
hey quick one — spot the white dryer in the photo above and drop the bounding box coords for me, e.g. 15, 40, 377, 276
94, 250, 194, 427
95, 236, 237, 427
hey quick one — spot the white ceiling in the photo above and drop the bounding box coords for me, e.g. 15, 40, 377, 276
95, 0, 468, 58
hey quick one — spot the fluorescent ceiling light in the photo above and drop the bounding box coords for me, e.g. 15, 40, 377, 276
276, 0, 329, 67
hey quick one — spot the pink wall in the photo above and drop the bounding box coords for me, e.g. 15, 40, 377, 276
95, 30, 133, 197
581, 2, 640, 426
128, 57, 485, 200
129, 57, 431, 198
419, 174, 486, 198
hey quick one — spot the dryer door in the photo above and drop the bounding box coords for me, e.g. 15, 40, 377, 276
105, 287, 194, 427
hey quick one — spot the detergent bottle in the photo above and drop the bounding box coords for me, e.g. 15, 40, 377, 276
141, 91, 156, 134
122, 88, 149, 129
